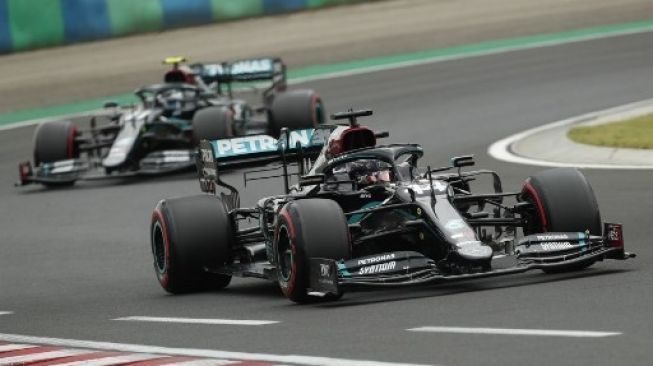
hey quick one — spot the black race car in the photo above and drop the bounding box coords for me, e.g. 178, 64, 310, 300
149, 109, 634, 303
17, 57, 324, 187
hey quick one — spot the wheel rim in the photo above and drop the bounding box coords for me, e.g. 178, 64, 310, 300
152, 221, 167, 274
277, 225, 293, 282
521, 184, 547, 234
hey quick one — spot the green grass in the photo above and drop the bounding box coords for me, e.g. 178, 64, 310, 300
568, 113, 653, 149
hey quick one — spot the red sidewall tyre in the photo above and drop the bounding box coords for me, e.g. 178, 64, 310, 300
33, 120, 78, 165
521, 168, 602, 273
275, 199, 350, 303
150, 195, 233, 294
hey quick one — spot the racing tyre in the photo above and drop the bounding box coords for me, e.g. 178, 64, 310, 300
275, 199, 351, 303
269, 89, 324, 137
151, 195, 234, 294
521, 168, 602, 273
33, 120, 78, 165
192, 107, 233, 144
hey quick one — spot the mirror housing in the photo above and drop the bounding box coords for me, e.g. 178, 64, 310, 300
299, 174, 325, 187
452, 155, 475, 168
374, 131, 390, 139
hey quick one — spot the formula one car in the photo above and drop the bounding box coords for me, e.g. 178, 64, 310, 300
17, 57, 324, 187
149, 109, 634, 303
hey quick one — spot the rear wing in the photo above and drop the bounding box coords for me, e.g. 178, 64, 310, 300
197, 126, 334, 205
190, 57, 286, 93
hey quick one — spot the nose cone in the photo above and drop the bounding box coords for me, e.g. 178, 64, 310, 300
456, 241, 493, 261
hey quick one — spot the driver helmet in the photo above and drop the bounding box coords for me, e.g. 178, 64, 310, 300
161, 90, 184, 114
348, 159, 393, 188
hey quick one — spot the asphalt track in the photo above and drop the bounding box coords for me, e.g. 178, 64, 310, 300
1, 32, 653, 366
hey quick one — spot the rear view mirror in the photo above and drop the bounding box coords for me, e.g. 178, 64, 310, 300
374, 131, 390, 139
299, 174, 325, 187
452, 155, 475, 168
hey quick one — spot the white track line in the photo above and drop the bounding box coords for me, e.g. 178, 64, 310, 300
0, 349, 92, 365
114, 316, 279, 326
0, 312, 13, 316
169, 360, 239, 366
52, 353, 164, 366
407, 326, 621, 338
0, 344, 39, 352
0, 109, 104, 132
0, 333, 433, 366
290, 26, 653, 86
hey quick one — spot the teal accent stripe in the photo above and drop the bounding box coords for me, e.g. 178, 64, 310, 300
0, 94, 138, 126
337, 262, 351, 278
348, 201, 382, 224
2, 19, 653, 126
578, 232, 588, 253
288, 19, 653, 81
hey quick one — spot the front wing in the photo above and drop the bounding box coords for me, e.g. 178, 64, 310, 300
16, 150, 196, 186
308, 224, 634, 295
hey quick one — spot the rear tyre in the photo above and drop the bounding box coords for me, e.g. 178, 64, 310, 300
521, 168, 602, 273
275, 199, 351, 303
269, 89, 324, 137
192, 107, 233, 144
33, 120, 78, 165
151, 195, 234, 294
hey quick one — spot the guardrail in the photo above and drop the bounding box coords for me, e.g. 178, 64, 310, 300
0, 0, 366, 53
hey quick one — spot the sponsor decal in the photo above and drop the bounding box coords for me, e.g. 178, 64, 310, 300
536, 234, 569, 241
50, 159, 76, 168
410, 180, 448, 195
357, 253, 395, 266
359, 261, 396, 275
320, 263, 331, 277
211, 129, 319, 158
606, 225, 622, 244
541, 242, 574, 251
50, 160, 76, 174
231, 59, 273, 75
201, 64, 225, 77
200, 147, 214, 163
445, 219, 466, 231
160, 151, 191, 163
309, 128, 331, 145
215, 135, 277, 156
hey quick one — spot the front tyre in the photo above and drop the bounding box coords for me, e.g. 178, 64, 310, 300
275, 199, 351, 303
521, 168, 602, 273
33, 120, 78, 165
151, 195, 234, 294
